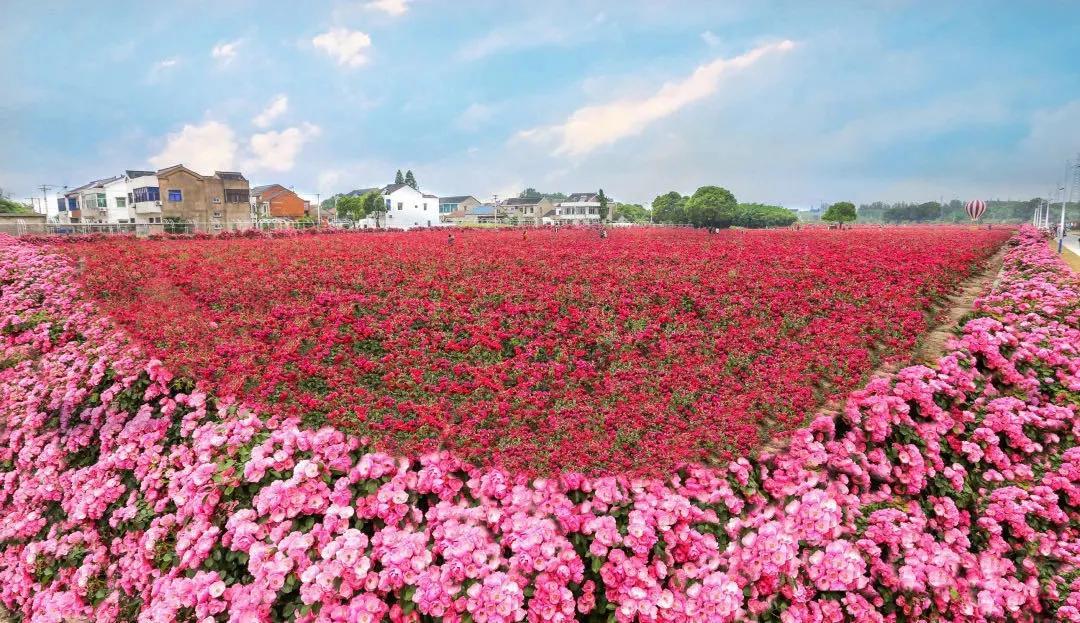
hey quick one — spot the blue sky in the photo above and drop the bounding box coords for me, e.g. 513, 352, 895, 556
1, 0, 1078, 213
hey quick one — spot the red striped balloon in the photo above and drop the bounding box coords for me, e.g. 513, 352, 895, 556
965, 199, 986, 221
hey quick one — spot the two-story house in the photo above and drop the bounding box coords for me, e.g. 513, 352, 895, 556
552, 192, 608, 225
156, 165, 251, 231
251, 184, 307, 220
351, 183, 443, 229
501, 197, 554, 226
438, 195, 480, 220
125, 170, 162, 226
60, 176, 122, 224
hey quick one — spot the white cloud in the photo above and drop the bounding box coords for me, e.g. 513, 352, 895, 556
365, 0, 408, 16
148, 57, 180, 81
211, 40, 241, 64
253, 94, 289, 128
248, 123, 322, 172
149, 121, 238, 174
456, 103, 494, 131
701, 31, 721, 47
458, 23, 569, 61
312, 28, 373, 68
517, 40, 796, 156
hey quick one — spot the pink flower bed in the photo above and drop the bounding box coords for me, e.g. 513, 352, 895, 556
0, 226, 1077, 622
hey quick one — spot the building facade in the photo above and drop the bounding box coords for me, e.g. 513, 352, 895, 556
501, 197, 553, 226
156, 165, 251, 230
438, 195, 480, 219
551, 192, 608, 225
251, 184, 307, 219
352, 184, 443, 229
126, 170, 161, 225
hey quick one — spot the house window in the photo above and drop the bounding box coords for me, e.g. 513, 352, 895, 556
225, 189, 249, 203
213, 211, 222, 219
168, 189, 182, 202
397, 202, 403, 211
115, 197, 127, 208
212, 196, 222, 204
96, 193, 107, 208
67, 197, 77, 210
134, 187, 160, 202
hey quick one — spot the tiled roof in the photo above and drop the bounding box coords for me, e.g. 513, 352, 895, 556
566, 192, 599, 202
125, 170, 155, 179
439, 195, 476, 204
215, 171, 247, 181
502, 197, 541, 206
67, 176, 121, 194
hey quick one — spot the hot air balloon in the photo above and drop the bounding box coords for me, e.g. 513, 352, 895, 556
965, 199, 986, 222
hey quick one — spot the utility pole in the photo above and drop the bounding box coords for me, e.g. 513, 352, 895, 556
492, 194, 499, 226
37, 184, 60, 216
315, 193, 321, 228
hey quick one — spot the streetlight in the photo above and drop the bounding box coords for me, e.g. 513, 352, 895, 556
1059, 158, 1077, 254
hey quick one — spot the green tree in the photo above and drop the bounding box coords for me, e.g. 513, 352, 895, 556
335, 195, 366, 221
613, 203, 650, 223
321, 195, 340, 216
0, 197, 33, 214
520, 188, 542, 200
822, 201, 857, 225
685, 186, 738, 229
404, 170, 418, 190
395, 170, 405, 185
651, 191, 687, 224
597, 189, 609, 222
733, 203, 798, 228
362, 191, 387, 227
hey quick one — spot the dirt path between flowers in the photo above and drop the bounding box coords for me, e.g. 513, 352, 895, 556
755, 244, 1008, 457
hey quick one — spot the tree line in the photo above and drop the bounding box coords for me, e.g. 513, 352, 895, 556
857, 198, 1080, 224
650, 187, 801, 228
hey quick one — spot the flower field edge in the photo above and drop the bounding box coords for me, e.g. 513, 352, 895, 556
0, 226, 1075, 622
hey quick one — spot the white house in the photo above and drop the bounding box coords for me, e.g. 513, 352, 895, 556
61, 176, 121, 224
125, 170, 162, 225
355, 183, 444, 229
549, 192, 608, 225
60, 171, 162, 225
102, 176, 133, 223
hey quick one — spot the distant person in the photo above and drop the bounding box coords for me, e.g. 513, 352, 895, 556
522, 229, 527, 240
448, 233, 455, 246
600, 227, 608, 239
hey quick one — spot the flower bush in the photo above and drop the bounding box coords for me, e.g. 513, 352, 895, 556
55, 227, 1007, 474
0, 226, 1076, 622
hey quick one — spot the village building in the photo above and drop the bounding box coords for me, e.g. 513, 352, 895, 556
251, 184, 308, 220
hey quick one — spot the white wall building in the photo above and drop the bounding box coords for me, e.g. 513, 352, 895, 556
125, 170, 162, 225
59, 171, 162, 225
549, 192, 608, 225
356, 183, 444, 229
102, 176, 133, 223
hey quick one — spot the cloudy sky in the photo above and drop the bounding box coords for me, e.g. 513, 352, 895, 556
1, 0, 1078, 212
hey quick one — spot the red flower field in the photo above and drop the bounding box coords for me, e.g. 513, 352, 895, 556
56, 226, 1009, 474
